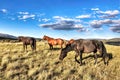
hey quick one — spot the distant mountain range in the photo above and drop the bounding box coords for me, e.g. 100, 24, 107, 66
109, 38, 120, 41
0, 33, 120, 41
0, 33, 17, 40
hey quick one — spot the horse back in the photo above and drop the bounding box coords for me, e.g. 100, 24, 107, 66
73, 39, 98, 53
56, 38, 64, 44
24, 37, 36, 45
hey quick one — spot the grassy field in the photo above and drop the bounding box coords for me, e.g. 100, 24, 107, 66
0, 41, 120, 80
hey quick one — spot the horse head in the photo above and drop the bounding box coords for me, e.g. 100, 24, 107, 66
59, 44, 73, 60
59, 48, 67, 60
18, 36, 24, 42
43, 35, 49, 40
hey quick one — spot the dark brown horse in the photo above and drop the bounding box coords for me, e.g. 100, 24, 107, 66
18, 36, 36, 51
43, 35, 64, 49
59, 39, 108, 65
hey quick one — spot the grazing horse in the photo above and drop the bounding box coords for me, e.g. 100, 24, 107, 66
18, 36, 36, 51
43, 35, 64, 49
59, 39, 108, 65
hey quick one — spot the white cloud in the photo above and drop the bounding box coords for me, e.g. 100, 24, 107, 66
76, 15, 91, 19
98, 10, 119, 15
39, 20, 84, 31
91, 8, 100, 11
17, 11, 37, 20
18, 11, 29, 15
110, 24, 120, 33
90, 19, 120, 28
97, 10, 120, 18
53, 16, 81, 22
112, 19, 120, 24
77, 28, 89, 32
42, 18, 50, 22
90, 20, 103, 28
90, 19, 120, 33
0, 9, 7, 13
37, 13, 45, 17
38, 16, 85, 31
74, 24, 83, 28
19, 14, 35, 20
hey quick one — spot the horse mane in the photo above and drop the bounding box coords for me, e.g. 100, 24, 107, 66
44, 35, 54, 39
18, 36, 24, 38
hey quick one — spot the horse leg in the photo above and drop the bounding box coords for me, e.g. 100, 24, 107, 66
79, 52, 83, 66
75, 50, 83, 65
99, 49, 108, 65
60, 45, 63, 49
48, 44, 51, 49
75, 52, 80, 64
26, 45, 27, 52
103, 53, 108, 65
23, 44, 25, 52
51, 45, 53, 49
94, 52, 97, 64
34, 42, 36, 51
49, 44, 53, 50
61, 44, 62, 49
31, 44, 33, 51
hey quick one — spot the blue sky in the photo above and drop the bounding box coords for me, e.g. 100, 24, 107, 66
0, 0, 120, 39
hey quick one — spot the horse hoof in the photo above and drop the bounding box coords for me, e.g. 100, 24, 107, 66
54, 61, 60, 65
83, 62, 85, 65
104, 62, 108, 65
94, 63, 97, 65
80, 64, 82, 66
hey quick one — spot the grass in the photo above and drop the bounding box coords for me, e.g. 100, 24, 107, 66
0, 41, 120, 80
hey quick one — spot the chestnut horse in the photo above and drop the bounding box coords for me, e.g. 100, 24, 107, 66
43, 35, 64, 49
18, 36, 36, 51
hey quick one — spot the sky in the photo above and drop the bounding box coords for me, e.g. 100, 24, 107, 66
0, 0, 120, 40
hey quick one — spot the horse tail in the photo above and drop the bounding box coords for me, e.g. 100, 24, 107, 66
100, 41, 107, 57
99, 41, 108, 65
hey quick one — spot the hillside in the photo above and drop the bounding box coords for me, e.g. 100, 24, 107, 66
0, 33, 17, 40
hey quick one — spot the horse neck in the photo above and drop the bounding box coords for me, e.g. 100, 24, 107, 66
19, 37, 24, 42
65, 45, 73, 53
45, 37, 51, 41
21, 37, 29, 42
22, 38, 27, 42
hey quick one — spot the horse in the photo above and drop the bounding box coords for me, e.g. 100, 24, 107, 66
43, 35, 64, 49
18, 36, 36, 52
66, 39, 75, 45
59, 39, 108, 65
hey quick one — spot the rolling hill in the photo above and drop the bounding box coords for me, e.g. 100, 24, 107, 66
0, 33, 17, 40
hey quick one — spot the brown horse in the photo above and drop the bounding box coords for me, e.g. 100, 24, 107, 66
43, 35, 64, 49
59, 39, 108, 65
18, 36, 36, 51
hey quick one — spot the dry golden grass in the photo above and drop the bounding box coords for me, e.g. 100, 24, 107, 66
0, 41, 120, 80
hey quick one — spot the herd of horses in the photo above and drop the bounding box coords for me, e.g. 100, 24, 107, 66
18, 35, 109, 65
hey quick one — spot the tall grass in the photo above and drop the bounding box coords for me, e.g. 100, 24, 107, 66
0, 41, 120, 80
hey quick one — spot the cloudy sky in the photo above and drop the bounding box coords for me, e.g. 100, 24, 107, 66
0, 0, 120, 39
